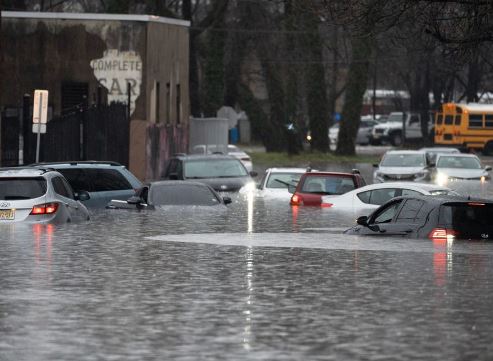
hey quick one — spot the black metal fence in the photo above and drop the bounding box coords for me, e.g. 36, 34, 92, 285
1, 103, 129, 167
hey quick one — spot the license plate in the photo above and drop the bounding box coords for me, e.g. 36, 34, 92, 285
0, 209, 15, 220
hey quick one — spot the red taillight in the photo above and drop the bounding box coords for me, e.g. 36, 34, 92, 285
428, 228, 459, 240
290, 194, 303, 206
321, 202, 333, 208
30, 203, 59, 215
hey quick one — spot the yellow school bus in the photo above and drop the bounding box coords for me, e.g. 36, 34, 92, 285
435, 103, 493, 154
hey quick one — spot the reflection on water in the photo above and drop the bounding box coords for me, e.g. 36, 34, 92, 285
1, 179, 493, 360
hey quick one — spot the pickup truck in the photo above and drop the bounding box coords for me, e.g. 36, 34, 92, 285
370, 112, 434, 146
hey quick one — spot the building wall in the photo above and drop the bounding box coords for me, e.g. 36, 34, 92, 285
1, 13, 190, 181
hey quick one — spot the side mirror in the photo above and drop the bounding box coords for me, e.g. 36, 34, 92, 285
428, 162, 436, 168
75, 190, 90, 201
372, 163, 379, 168
169, 173, 179, 180
249, 171, 258, 177
485, 166, 492, 172
127, 195, 144, 205
223, 196, 232, 205
288, 184, 296, 194
357, 215, 368, 226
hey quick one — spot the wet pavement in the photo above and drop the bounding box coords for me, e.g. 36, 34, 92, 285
1, 162, 493, 360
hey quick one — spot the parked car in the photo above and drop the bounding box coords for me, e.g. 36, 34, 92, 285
373, 150, 430, 183
345, 195, 493, 240
0, 167, 90, 223
370, 112, 434, 146
191, 144, 253, 172
289, 170, 366, 206
32, 161, 142, 208
419, 147, 460, 164
321, 182, 455, 216
162, 154, 257, 192
256, 167, 309, 200
329, 118, 379, 146
107, 181, 231, 210
432, 153, 492, 185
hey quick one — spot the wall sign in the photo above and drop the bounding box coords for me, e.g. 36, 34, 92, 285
90, 49, 142, 115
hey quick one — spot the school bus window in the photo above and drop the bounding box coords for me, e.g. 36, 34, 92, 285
444, 115, 454, 125
436, 114, 443, 125
454, 115, 461, 125
469, 114, 483, 128
485, 115, 493, 128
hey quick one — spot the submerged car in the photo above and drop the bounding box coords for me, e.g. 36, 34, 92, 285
0, 167, 90, 223
162, 154, 257, 192
289, 170, 366, 206
329, 118, 379, 146
419, 147, 460, 164
345, 195, 493, 240
373, 150, 430, 183
433, 153, 492, 185
191, 144, 253, 172
256, 167, 309, 200
32, 161, 142, 208
321, 182, 455, 216
107, 181, 231, 209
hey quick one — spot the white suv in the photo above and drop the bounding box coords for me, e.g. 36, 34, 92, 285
0, 168, 90, 223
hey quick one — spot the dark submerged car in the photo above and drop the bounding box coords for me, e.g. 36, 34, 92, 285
107, 181, 232, 209
345, 195, 493, 240
161, 154, 257, 192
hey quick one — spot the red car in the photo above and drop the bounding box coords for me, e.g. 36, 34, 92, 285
289, 170, 366, 206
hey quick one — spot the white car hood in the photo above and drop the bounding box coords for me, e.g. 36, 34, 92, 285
437, 168, 487, 178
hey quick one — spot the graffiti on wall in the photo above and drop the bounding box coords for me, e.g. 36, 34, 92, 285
90, 49, 142, 115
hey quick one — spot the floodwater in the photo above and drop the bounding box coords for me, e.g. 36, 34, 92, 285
1, 163, 493, 360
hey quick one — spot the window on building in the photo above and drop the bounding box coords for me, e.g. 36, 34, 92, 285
166, 82, 171, 124
155, 81, 160, 123
176, 84, 181, 124
61, 82, 88, 116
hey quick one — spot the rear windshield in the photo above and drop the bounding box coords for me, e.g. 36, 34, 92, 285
439, 203, 493, 239
381, 154, 425, 167
184, 159, 248, 179
150, 184, 220, 206
57, 168, 132, 192
301, 175, 356, 195
0, 177, 47, 200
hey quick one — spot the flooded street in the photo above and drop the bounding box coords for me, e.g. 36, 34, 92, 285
1, 164, 493, 360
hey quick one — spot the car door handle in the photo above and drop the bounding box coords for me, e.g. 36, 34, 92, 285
404, 229, 413, 233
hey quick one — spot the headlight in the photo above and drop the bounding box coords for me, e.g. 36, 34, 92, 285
415, 171, 428, 180
435, 173, 448, 186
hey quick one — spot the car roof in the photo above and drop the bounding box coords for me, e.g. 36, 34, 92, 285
173, 154, 238, 161
266, 167, 310, 173
384, 150, 426, 155
301, 171, 358, 177
149, 180, 213, 188
32, 161, 125, 168
435, 153, 478, 158
0, 167, 57, 177
387, 194, 493, 206
353, 182, 449, 193
419, 147, 459, 153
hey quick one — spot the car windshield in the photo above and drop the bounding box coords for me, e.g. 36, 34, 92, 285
381, 154, 425, 167
0, 177, 47, 200
301, 175, 355, 195
439, 203, 493, 239
150, 184, 220, 206
436, 156, 481, 169
266, 172, 302, 189
184, 159, 248, 178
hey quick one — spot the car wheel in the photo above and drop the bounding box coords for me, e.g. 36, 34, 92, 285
483, 141, 493, 156
390, 132, 403, 147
